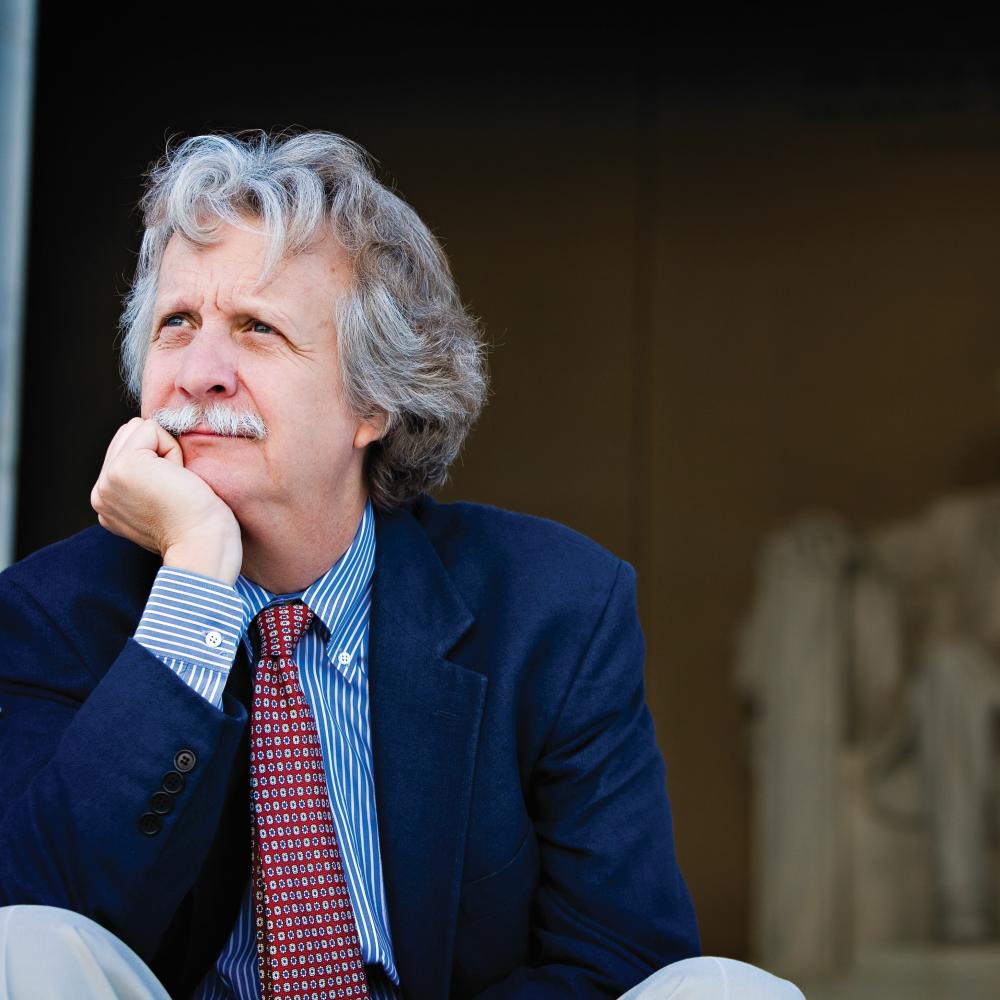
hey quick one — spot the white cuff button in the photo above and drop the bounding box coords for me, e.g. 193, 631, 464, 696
338, 651, 351, 666
205, 629, 223, 648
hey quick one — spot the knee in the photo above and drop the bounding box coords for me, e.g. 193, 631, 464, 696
0, 903, 96, 951
620, 957, 805, 1000
0, 905, 167, 1000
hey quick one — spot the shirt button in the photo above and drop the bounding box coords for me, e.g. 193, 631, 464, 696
205, 629, 223, 648
338, 651, 351, 666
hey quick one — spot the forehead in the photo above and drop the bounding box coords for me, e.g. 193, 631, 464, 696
156, 220, 351, 308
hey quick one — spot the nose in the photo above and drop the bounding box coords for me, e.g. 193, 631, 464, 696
174, 328, 238, 401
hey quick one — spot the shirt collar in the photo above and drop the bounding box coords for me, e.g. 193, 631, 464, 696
235, 497, 376, 681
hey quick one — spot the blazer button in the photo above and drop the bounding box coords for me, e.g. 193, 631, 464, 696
162, 770, 185, 795
174, 749, 197, 773
150, 791, 174, 815
138, 812, 162, 836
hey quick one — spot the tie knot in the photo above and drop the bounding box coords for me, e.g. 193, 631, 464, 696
254, 601, 314, 660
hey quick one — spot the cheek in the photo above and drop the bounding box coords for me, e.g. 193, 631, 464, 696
138, 381, 155, 418
139, 360, 170, 415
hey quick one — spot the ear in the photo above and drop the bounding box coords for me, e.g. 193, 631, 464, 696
354, 411, 387, 449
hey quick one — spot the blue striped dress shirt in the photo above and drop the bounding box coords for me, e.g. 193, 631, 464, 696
134, 499, 400, 999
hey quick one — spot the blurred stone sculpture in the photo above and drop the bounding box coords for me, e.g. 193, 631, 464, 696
736, 490, 1000, 978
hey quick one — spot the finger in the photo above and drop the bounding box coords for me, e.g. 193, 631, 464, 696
102, 420, 141, 466
146, 419, 185, 465
113, 418, 184, 465
105, 417, 146, 463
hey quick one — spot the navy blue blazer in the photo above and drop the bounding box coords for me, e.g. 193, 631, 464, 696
0, 495, 699, 998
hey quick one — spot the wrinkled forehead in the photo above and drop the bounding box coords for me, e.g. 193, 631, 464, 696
155, 219, 352, 306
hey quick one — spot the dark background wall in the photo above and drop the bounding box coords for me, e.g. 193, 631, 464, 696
20, 11, 1000, 958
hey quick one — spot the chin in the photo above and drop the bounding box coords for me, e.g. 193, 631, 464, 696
184, 455, 257, 510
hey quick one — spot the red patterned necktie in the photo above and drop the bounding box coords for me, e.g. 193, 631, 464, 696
250, 601, 370, 999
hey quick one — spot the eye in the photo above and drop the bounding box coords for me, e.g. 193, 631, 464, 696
153, 314, 189, 341
251, 319, 276, 334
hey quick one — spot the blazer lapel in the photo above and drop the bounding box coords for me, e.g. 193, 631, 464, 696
370, 504, 486, 1000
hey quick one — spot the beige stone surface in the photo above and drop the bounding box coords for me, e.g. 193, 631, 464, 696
800, 946, 1000, 1000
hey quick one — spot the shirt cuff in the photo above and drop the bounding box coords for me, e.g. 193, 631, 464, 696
135, 567, 246, 681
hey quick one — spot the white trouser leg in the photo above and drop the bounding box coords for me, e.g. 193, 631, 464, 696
0, 908, 806, 1000
619, 957, 806, 1000
0, 905, 170, 1000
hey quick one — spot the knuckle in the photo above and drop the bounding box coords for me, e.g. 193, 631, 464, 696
104, 464, 125, 488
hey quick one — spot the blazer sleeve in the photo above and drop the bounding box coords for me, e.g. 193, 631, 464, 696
0, 572, 248, 961
472, 559, 700, 999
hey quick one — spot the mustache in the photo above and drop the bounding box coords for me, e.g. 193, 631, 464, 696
151, 403, 268, 440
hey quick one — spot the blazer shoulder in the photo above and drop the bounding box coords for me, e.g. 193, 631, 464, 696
414, 495, 622, 566
410, 495, 630, 619
4, 526, 157, 602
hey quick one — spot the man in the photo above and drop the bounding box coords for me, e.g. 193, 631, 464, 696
0, 131, 797, 1000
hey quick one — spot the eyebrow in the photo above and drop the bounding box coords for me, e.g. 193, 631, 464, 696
153, 292, 299, 333
153, 296, 197, 315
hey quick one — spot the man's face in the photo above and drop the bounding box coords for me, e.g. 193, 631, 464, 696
140, 220, 381, 534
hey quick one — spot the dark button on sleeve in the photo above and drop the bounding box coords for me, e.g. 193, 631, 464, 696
150, 791, 174, 815
162, 770, 185, 795
174, 749, 197, 773
138, 812, 163, 836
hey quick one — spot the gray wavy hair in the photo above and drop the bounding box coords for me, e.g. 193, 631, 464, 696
120, 130, 488, 510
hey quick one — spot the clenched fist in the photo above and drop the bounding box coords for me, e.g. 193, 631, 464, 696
91, 418, 243, 584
